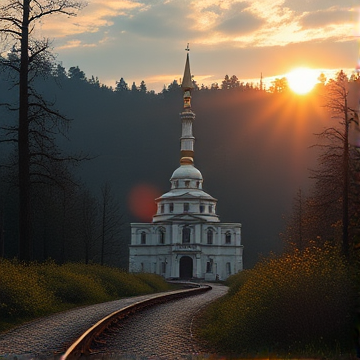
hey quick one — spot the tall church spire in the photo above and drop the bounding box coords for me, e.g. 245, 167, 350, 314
180, 48, 195, 165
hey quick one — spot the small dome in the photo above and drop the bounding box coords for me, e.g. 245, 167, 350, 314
170, 164, 203, 181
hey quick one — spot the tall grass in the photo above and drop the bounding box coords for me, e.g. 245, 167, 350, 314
0, 260, 173, 332
199, 244, 357, 358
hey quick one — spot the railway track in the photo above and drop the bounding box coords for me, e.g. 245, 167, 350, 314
61, 282, 212, 360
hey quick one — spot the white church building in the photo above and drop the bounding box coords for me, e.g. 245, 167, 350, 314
129, 52, 243, 280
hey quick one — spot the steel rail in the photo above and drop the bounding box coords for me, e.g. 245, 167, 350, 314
61, 283, 211, 360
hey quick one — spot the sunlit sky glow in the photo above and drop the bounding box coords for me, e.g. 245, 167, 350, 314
31, 0, 359, 92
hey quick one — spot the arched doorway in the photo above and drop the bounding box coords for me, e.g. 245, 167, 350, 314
179, 256, 193, 279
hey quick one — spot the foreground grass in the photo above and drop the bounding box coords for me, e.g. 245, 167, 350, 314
0, 260, 174, 332
196, 244, 358, 359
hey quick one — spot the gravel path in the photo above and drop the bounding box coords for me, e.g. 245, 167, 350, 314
92, 284, 227, 360
0, 290, 212, 359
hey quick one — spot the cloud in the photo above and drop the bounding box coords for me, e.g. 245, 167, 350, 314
110, 1, 194, 40
300, 8, 354, 28
41, 0, 144, 38
283, 0, 353, 13
56, 39, 97, 50
215, 5, 265, 35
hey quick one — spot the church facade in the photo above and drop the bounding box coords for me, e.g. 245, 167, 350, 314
129, 53, 243, 280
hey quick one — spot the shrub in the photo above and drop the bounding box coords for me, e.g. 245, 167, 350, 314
0, 260, 173, 332
36, 262, 109, 305
134, 272, 172, 292
0, 260, 55, 321
199, 244, 356, 356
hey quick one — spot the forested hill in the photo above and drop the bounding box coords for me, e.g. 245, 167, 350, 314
0, 69, 329, 268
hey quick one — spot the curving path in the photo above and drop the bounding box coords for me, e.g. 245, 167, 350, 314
0, 284, 227, 359
92, 283, 227, 359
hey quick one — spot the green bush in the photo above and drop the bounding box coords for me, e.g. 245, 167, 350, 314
199, 244, 356, 357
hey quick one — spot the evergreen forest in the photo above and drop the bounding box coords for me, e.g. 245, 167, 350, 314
1, 59, 358, 268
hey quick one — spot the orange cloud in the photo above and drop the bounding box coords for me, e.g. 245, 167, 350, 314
40, 0, 143, 38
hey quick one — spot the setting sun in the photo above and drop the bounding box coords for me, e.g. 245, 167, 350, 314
286, 68, 319, 94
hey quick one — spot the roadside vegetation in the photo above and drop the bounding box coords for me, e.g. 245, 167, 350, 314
0, 260, 173, 332
197, 243, 358, 359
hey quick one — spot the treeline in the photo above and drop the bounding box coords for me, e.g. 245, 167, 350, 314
1, 51, 359, 268
52, 63, 265, 95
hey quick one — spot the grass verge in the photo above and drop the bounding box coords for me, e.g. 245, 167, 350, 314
0, 259, 174, 332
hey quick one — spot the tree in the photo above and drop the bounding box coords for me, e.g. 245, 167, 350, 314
167, 80, 180, 92
68, 65, 86, 81
317, 73, 327, 86
115, 77, 129, 92
221, 75, 230, 90
311, 71, 360, 257
139, 80, 147, 93
131, 81, 138, 93
269, 77, 288, 93
79, 189, 98, 264
0, 0, 84, 261
100, 183, 123, 266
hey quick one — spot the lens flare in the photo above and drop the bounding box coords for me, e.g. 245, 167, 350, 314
128, 183, 161, 222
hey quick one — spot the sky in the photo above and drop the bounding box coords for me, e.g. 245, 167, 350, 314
34, 0, 360, 92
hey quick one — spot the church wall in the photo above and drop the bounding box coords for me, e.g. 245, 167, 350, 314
130, 221, 242, 279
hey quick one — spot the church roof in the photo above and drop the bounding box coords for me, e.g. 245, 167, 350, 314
181, 52, 194, 90
157, 189, 216, 201
170, 164, 202, 181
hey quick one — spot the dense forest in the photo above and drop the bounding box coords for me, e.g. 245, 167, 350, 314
0, 60, 359, 268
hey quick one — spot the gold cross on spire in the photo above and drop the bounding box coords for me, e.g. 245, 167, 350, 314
185, 43, 190, 52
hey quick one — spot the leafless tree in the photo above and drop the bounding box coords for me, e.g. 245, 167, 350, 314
311, 71, 360, 257
100, 183, 125, 266
0, 0, 85, 261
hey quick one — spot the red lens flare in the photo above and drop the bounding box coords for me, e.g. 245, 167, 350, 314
128, 184, 161, 222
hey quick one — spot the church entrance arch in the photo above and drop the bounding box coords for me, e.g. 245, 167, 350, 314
179, 256, 193, 279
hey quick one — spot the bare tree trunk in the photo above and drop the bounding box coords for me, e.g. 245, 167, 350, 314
18, 0, 31, 261
342, 96, 349, 258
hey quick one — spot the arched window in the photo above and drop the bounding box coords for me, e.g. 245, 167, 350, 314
182, 226, 190, 243
207, 229, 213, 244
141, 231, 146, 244
225, 231, 231, 244
159, 229, 165, 244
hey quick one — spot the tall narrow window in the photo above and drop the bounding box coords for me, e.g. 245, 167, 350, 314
209, 205, 213, 213
226, 262, 231, 275
169, 203, 174, 213
185, 180, 190, 188
161, 262, 166, 274
200, 204, 205, 213
184, 203, 189, 212
207, 229, 213, 244
182, 226, 190, 243
141, 231, 146, 244
160, 204, 164, 213
206, 259, 213, 273
159, 229, 165, 244
225, 231, 231, 244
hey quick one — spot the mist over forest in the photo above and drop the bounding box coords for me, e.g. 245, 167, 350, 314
0, 66, 329, 268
